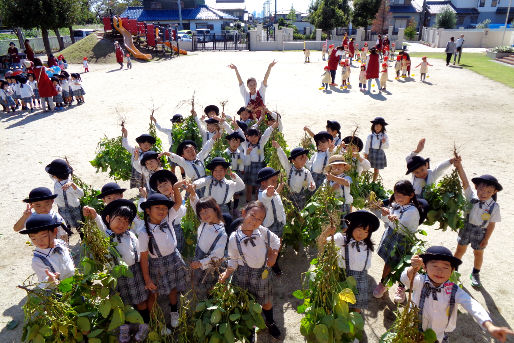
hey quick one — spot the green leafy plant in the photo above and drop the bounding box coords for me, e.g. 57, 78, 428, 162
205, 135, 231, 168
171, 115, 203, 154
181, 198, 200, 258
404, 18, 417, 40
71, 174, 103, 212
436, 6, 456, 29
90, 136, 132, 181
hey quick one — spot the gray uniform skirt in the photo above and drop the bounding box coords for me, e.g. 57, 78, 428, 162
232, 264, 272, 305
377, 226, 410, 266
149, 251, 190, 295
117, 262, 149, 305
368, 148, 387, 169
345, 269, 369, 309
244, 161, 265, 186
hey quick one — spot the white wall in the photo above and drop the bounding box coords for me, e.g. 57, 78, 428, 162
423, 27, 514, 47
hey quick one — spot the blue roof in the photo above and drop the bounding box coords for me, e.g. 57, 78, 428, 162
454, 7, 479, 14
390, 5, 419, 13
121, 5, 237, 21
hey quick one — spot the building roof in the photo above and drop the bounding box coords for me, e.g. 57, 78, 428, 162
454, 7, 479, 14
120, 5, 238, 21
390, 5, 420, 13
496, 6, 513, 14
426, 1, 456, 14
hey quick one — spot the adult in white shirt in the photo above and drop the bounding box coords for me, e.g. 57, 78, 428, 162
454, 34, 465, 65
228, 60, 277, 119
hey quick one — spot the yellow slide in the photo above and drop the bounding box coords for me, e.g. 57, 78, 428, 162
163, 41, 188, 55
112, 16, 152, 61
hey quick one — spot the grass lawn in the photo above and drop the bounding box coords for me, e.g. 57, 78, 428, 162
410, 52, 514, 88
60, 33, 117, 64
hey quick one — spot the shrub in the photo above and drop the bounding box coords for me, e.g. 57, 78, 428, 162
491, 45, 514, 53
404, 18, 417, 40
436, 6, 456, 29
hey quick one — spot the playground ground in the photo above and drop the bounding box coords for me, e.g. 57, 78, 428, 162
1, 50, 514, 342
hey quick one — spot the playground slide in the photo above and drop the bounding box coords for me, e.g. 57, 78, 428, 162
112, 16, 152, 61
163, 41, 187, 55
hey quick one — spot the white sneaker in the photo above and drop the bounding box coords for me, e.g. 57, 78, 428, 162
170, 311, 180, 328
393, 286, 406, 303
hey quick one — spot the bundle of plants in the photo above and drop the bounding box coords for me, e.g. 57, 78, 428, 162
281, 187, 305, 251
264, 126, 289, 167
293, 231, 364, 343
204, 133, 230, 167
180, 198, 200, 258
71, 174, 103, 212
192, 282, 265, 342
90, 135, 132, 181
350, 172, 391, 210
170, 115, 203, 155
300, 133, 316, 155
80, 217, 119, 269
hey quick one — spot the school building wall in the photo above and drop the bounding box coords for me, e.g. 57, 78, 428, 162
422, 27, 514, 47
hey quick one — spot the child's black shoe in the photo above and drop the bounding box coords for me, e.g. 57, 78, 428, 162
265, 321, 281, 339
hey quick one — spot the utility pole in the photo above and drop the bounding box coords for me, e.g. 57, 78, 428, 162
502, 0, 512, 45
418, 0, 427, 40
274, 0, 277, 23
177, 0, 183, 30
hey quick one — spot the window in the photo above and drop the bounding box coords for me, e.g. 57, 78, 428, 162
479, 0, 485, 7
395, 18, 408, 28
491, 0, 498, 6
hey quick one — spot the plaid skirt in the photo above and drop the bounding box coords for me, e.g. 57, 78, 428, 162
457, 222, 486, 250
72, 88, 86, 96
62, 90, 69, 98
173, 223, 185, 253
192, 268, 219, 299
149, 251, 190, 295
368, 148, 387, 169
232, 264, 272, 305
344, 269, 369, 310
130, 166, 143, 189
33, 89, 40, 98
53, 94, 64, 103
117, 262, 148, 305
13, 94, 20, 100
290, 189, 309, 210
58, 205, 83, 229
21, 97, 32, 104
244, 161, 265, 186
311, 172, 326, 189
219, 203, 230, 215
377, 226, 410, 266
6, 96, 15, 107
268, 221, 285, 238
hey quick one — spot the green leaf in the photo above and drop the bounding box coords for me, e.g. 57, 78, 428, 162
292, 289, 304, 299
87, 329, 104, 338
194, 319, 204, 338
77, 317, 91, 334
39, 325, 53, 337
229, 313, 241, 321
320, 314, 334, 328
99, 299, 111, 318
33, 333, 45, 343
313, 324, 329, 343
210, 309, 222, 324
125, 310, 144, 324
88, 338, 102, 343
310, 258, 319, 265
349, 312, 364, 330
251, 302, 262, 314
58, 277, 74, 293
110, 294, 124, 309
219, 322, 227, 334
107, 307, 125, 331
334, 317, 350, 334
100, 286, 110, 299
224, 322, 234, 342
196, 302, 206, 312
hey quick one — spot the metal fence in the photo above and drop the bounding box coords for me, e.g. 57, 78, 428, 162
192, 33, 248, 51
0, 36, 72, 55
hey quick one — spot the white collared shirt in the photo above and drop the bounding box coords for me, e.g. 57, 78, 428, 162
364, 132, 389, 155
132, 160, 159, 191
382, 203, 420, 234
350, 156, 371, 175
307, 150, 331, 174
242, 126, 273, 164
138, 217, 178, 259
122, 136, 144, 164
110, 230, 140, 266
32, 239, 75, 288
225, 147, 246, 172
276, 146, 314, 193
331, 234, 372, 271
400, 272, 491, 342
155, 121, 174, 151
69, 80, 82, 91
464, 186, 500, 226
18, 83, 33, 98
325, 173, 353, 205
169, 138, 214, 180
193, 174, 245, 205
196, 222, 228, 269
53, 179, 83, 208
406, 152, 452, 196
227, 226, 280, 269
258, 189, 286, 227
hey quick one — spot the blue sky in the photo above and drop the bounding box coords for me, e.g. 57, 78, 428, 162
245, 0, 312, 15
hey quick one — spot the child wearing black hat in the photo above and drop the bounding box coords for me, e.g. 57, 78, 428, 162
304, 120, 342, 147
13, 187, 71, 242
20, 214, 75, 288
45, 159, 84, 236
405, 138, 457, 198
225, 131, 247, 214
364, 117, 390, 181
343, 136, 371, 175
273, 142, 315, 210
192, 107, 221, 147
132, 150, 164, 196
328, 210, 379, 312
139, 193, 189, 329
122, 126, 156, 189
306, 131, 335, 189
242, 121, 278, 201
237, 106, 254, 126
403, 246, 513, 343
193, 157, 245, 215
453, 158, 501, 288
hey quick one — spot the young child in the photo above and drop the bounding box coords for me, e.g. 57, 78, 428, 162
190, 196, 228, 299
380, 62, 388, 92
274, 144, 315, 210
138, 193, 188, 329
20, 214, 75, 288
355, 43, 361, 62
324, 155, 353, 219
0, 80, 16, 112
225, 131, 246, 215
394, 55, 402, 79
17, 76, 33, 112
242, 123, 277, 201
364, 117, 389, 181
126, 53, 132, 69
219, 201, 282, 340
374, 180, 423, 303
339, 60, 348, 89
150, 113, 186, 179
70, 73, 85, 104
403, 246, 513, 342
342, 60, 351, 89
342, 136, 371, 175
132, 150, 163, 196
149, 170, 187, 253
193, 157, 245, 215
401, 55, 410, 78
329, 210, 379, 312
51, 77, 64, 111
453, 158, 501, 288
45, 159, 84, 236
322, 42, 327, 61
320, 66, 331, 91
122, 128, 156, 189
303, 48, 310, 63
358, 64, 367, 92
306, 121, 342, 147
58, 74, 69, 107
415, 56, 433, 81
83, 57, 89, 72
405, 138, 456, 198
13, 187, 72, 242
257, 167, 286, 275
362, 42, 368, 59
306, 131, 334, 188
193, 105, 222, 146
237, 107, 254, 126
27, 73, 39, 109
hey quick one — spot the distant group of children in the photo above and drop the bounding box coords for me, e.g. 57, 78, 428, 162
14, 60, 514, 343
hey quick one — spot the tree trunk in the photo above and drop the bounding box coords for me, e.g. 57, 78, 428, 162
15, 28, 25, 48
69, 26, 75, 43
54, 28, 65, 50
41, 27, 52, 56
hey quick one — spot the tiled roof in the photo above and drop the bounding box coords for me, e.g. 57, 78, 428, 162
121, 6, 144, 20
390, 5, 420, 13
426, 1, 456, 14
120, 5, 237, 21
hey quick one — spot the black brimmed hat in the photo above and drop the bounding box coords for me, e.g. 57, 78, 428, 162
205, 118, 219, 124
344, 210, 380, 232
236, 120, 248, 132
140, 193, 174, 210
313, 131, 333, 143
237, 107, 249, 115
23, 187, 58, 203
176, 140, 197, 156
326, 120, 341, 132
171, 114, 183, 123
97, 182, 126, 199
246, 128, 260, 136
207, 157, 230, 170
420, 246, 462, 269
135, 134, 156, 145
226, 132, 245, 142
471, 174, 502, 191
150, 170, 178, 191
371, 117, 388, 126
343, 136, 364, 152
45, 159, 72, 177
288, 147, 309, 161
101, 199, 137, 226
256, 167, 280, 183
204, 105, 219, 116
19, 214, 60, 234
406, 156, 430, 175
140, 151, 159, 166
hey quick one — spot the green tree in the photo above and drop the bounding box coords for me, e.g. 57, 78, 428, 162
436, 6, 456, 29
404, 17, 417, 40
91, 0, 141, 20
309, 0, 350, 33
287, 5, 296, 21
352, 0, 381, 35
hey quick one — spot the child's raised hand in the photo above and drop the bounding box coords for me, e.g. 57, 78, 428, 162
185, 182, 196, 195
414, 138, 425, 153
277, 182, 285, 194
485, 323, 514, 343
228, 64, 237, 70
388, 214, 398, 222
269, 60, 278, 68
121, 126, 127, 137
411, 255, 423, 271
191, 109, 197, 117
271, 140, 280, 148
23, 204, 32, 217
82, 206, 97, 219
150, 114, 156, 123
271, 121, 279, 129
62, 182, 73, 191
218, 271, 230, 283
45, 269, 60, 284
133, 147, 140, 160
139, 187, 147, 199
266, 185, 276, 197
450, 155, 461, 166
158, 152, 171, 158
380, 207, 390, 216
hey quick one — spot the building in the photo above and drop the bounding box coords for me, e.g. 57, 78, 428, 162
207, 0, 247, 21
120, 0, 237, 34
389, 0, 422, 31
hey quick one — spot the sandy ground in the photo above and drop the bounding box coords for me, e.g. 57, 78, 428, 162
1, 50, 514, 343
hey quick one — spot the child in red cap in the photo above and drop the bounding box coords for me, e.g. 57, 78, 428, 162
83, 57, 89, 73
320, 66, 331, 91
415, 56, 433, 81
380, 62, 388, 91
